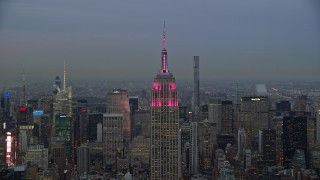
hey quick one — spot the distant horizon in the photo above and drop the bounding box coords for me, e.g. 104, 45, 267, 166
1, 77, 320, 89
1, 0, 320, 85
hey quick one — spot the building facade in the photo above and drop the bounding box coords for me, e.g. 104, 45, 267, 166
150, 23, 179, 180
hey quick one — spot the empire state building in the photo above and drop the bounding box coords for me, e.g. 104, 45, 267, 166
150, 23, 179, 180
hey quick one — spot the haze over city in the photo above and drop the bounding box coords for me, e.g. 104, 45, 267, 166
1, 0, 320, 85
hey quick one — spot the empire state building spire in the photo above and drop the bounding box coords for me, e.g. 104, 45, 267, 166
161, 21, 168, 73
162, 20, 166, 49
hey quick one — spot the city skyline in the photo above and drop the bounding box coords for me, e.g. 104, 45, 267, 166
1, 12, 320, 178
1, 0, 320, 85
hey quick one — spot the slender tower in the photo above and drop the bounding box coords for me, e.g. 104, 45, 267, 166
150, 22, 179, 180
63, 60, 67, 91
22, 69, 27, 106
192, 56, 200, 121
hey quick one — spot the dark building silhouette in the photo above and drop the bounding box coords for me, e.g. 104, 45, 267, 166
283, 116, 307, 167
129, 96, 139, 138
221, 101, 234, 134
87, 113, 103, 142
276, 101, 291, 112
260, 129, 277, 165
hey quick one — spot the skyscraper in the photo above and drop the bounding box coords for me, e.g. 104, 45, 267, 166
106, 89, 130, 141
1, 91, 11, 120
103, 113, 124, 168
77, 144, 90, 177
239, 96, 269, 150
317, 97, 320, 145
259, 129, 276, 165
53, 63, 72, 138
150, 22, 179, 180
283, 116, 307, 166
55, 115, 71, 159
192, 56, 200, 122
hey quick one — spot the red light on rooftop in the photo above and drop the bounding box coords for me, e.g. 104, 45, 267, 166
81, 109, 87, 113
20, 106, 27, 112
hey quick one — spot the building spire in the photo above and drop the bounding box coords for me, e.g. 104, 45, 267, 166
63, 60, 66, 91
161, 21, 168, 73
162, 20, 166, 49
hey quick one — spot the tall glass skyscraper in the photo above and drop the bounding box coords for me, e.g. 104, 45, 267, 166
150, 22, 179, 180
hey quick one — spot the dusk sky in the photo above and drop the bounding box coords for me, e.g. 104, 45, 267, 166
0, 0, 320, 85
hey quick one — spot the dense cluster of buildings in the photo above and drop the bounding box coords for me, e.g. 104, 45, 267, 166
0, 26, 320, 180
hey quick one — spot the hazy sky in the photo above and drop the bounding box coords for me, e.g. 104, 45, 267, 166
0, 0, 319, 85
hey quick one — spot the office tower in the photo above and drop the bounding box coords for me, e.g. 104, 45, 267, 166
259, 129, 276, 165
53, 87, 72, 125
190, 122, 198, 175
16, 105, 29, 126
178, 129, 182, 178
1, 91, 10, 135
179, 106, 188, 121
199, 120, 215, 172
55, 115, 71, 158
97, 123, 102, 142
18, 130, 27, 152
53, 63, 72, 137
129, 96, 139, 138
131, 136, 150, 168
221, 101, 234, 134
192, 56, 200, 122
87, 113, 103, 142
150, 23, 179, 180
180, 122, 190, 177
106, 89, 130, 141
237, 128, 246, 159
134, 109, 150, 138
307, 118, 316, 150
317, 97, 320, 145
72, 100, 88, 166
87, 142, 103, 174
283, 116, 307, 166
103, 113, 124, 168
200, 104, 208, 121
271, 116, 284, 166
1, 91, 11, 120
25, 144, 48, 168
39, 95, 54, 119
77, 144, 90, 177
40, 114, 51, 148
74, 100, 88, 144
239, 96, 269, 150
52, 140, 66, 179
208, 99, 221, 124
243, 149, 251, 170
